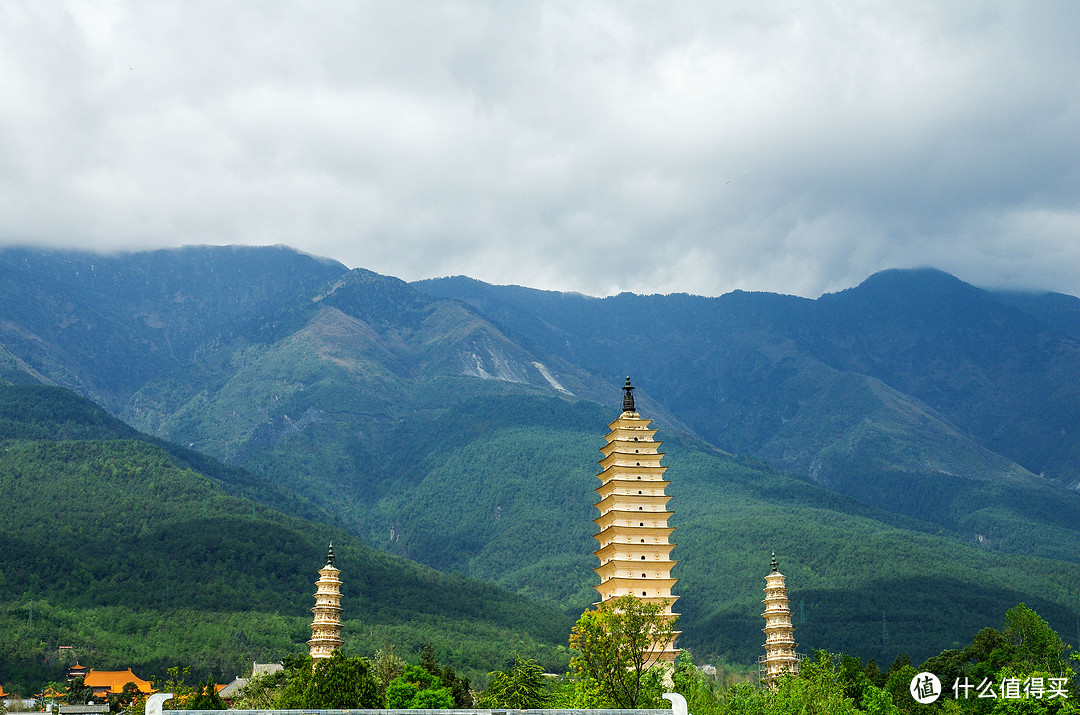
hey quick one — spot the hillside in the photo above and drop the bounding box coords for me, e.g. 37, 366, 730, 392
118, 267, 620, 524
0, 246, 349, 411
0, 385, 572, 693
5, 247, 1080, 674
415, 271, 1080, 563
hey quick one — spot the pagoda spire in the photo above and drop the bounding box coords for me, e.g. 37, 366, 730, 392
592, 378, 680, 663
309, 542, 343, 660
622, 376, 636, 413
760, 554, 801, 686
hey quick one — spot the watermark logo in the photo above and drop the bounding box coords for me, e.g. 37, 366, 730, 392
952, 676, 1069, 700
911, 673, 1071, 702
910, 672, 941, 704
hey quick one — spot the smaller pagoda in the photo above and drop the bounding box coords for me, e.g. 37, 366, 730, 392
308, 543, 343, 660
760, 552, 801, 686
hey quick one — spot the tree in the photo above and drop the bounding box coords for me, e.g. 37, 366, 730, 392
385, 664, 453, 708
836, 654, 873, 707
278, 652, 380, 709
186, 676, 225, 710
883, 662, 919, 713
65, 677, 93, 705
440, 663, 472, 707
155, 666, 199, 710
569, 594, 676, 707
415, 644, 471, 707
108, 682, 143, 713
371, 645, 406, 703
234, 666, 291, 710
865, 658, 885, 688
780, 651, 862, 715
420, 645, 440, 678
479, 655, 550, 708
670, 652, 723, 715
918, 649, 965, 693
1004, 603, 1066, 673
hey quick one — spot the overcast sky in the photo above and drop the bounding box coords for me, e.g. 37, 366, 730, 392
1, 2, 1078, 298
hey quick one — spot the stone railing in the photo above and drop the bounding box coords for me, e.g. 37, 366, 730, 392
146, 693, 690, 715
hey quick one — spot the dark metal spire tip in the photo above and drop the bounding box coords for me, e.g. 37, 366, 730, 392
326, 542, 335, 567
622, 376, 636, 412
770, 551, 778, 573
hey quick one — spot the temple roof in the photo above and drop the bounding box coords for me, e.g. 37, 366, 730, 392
84, 669, 154, 694
218, 676, 246, 699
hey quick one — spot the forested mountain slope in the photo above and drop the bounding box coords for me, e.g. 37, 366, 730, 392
415, 270, 1080, 562
0, 385, 572, 693
0, 246, 348, 411
5, 247, 1080, 677
117, 267, 624, 521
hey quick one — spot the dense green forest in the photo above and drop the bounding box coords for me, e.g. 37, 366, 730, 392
136, 603, 1079, 714
0, 246, 348, 412
0, 386, 571, 693
129, 365, 1080, 668
11, 383, 1080, 681
416, 269, 1080, 557
6, 247, 1080, 702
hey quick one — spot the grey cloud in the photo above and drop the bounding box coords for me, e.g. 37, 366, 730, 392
0, 1, 1077, 298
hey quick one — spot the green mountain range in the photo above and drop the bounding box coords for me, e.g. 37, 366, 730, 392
0, 384, 571, 692
4, 246, 1080, 690
415, 270, 1080, 562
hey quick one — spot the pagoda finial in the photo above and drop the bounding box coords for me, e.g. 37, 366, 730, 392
326, 542, 335, 567
771, 551, 778, 573
622, 376, 636, 412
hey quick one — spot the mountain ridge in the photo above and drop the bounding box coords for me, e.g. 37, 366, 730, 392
6, 246, 1080, 676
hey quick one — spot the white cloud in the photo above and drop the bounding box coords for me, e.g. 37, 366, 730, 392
1, 0, 1078, 297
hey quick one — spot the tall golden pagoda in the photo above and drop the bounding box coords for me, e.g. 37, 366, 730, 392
308, 543, 343, 660
593, 377, 680, 663
760, 552, 800, 685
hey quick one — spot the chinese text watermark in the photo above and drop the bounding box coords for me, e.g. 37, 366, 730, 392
910, 672, 1070, 704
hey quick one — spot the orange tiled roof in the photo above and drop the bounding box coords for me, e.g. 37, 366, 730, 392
0, 684, 8, 697
84, 669, 154, 695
